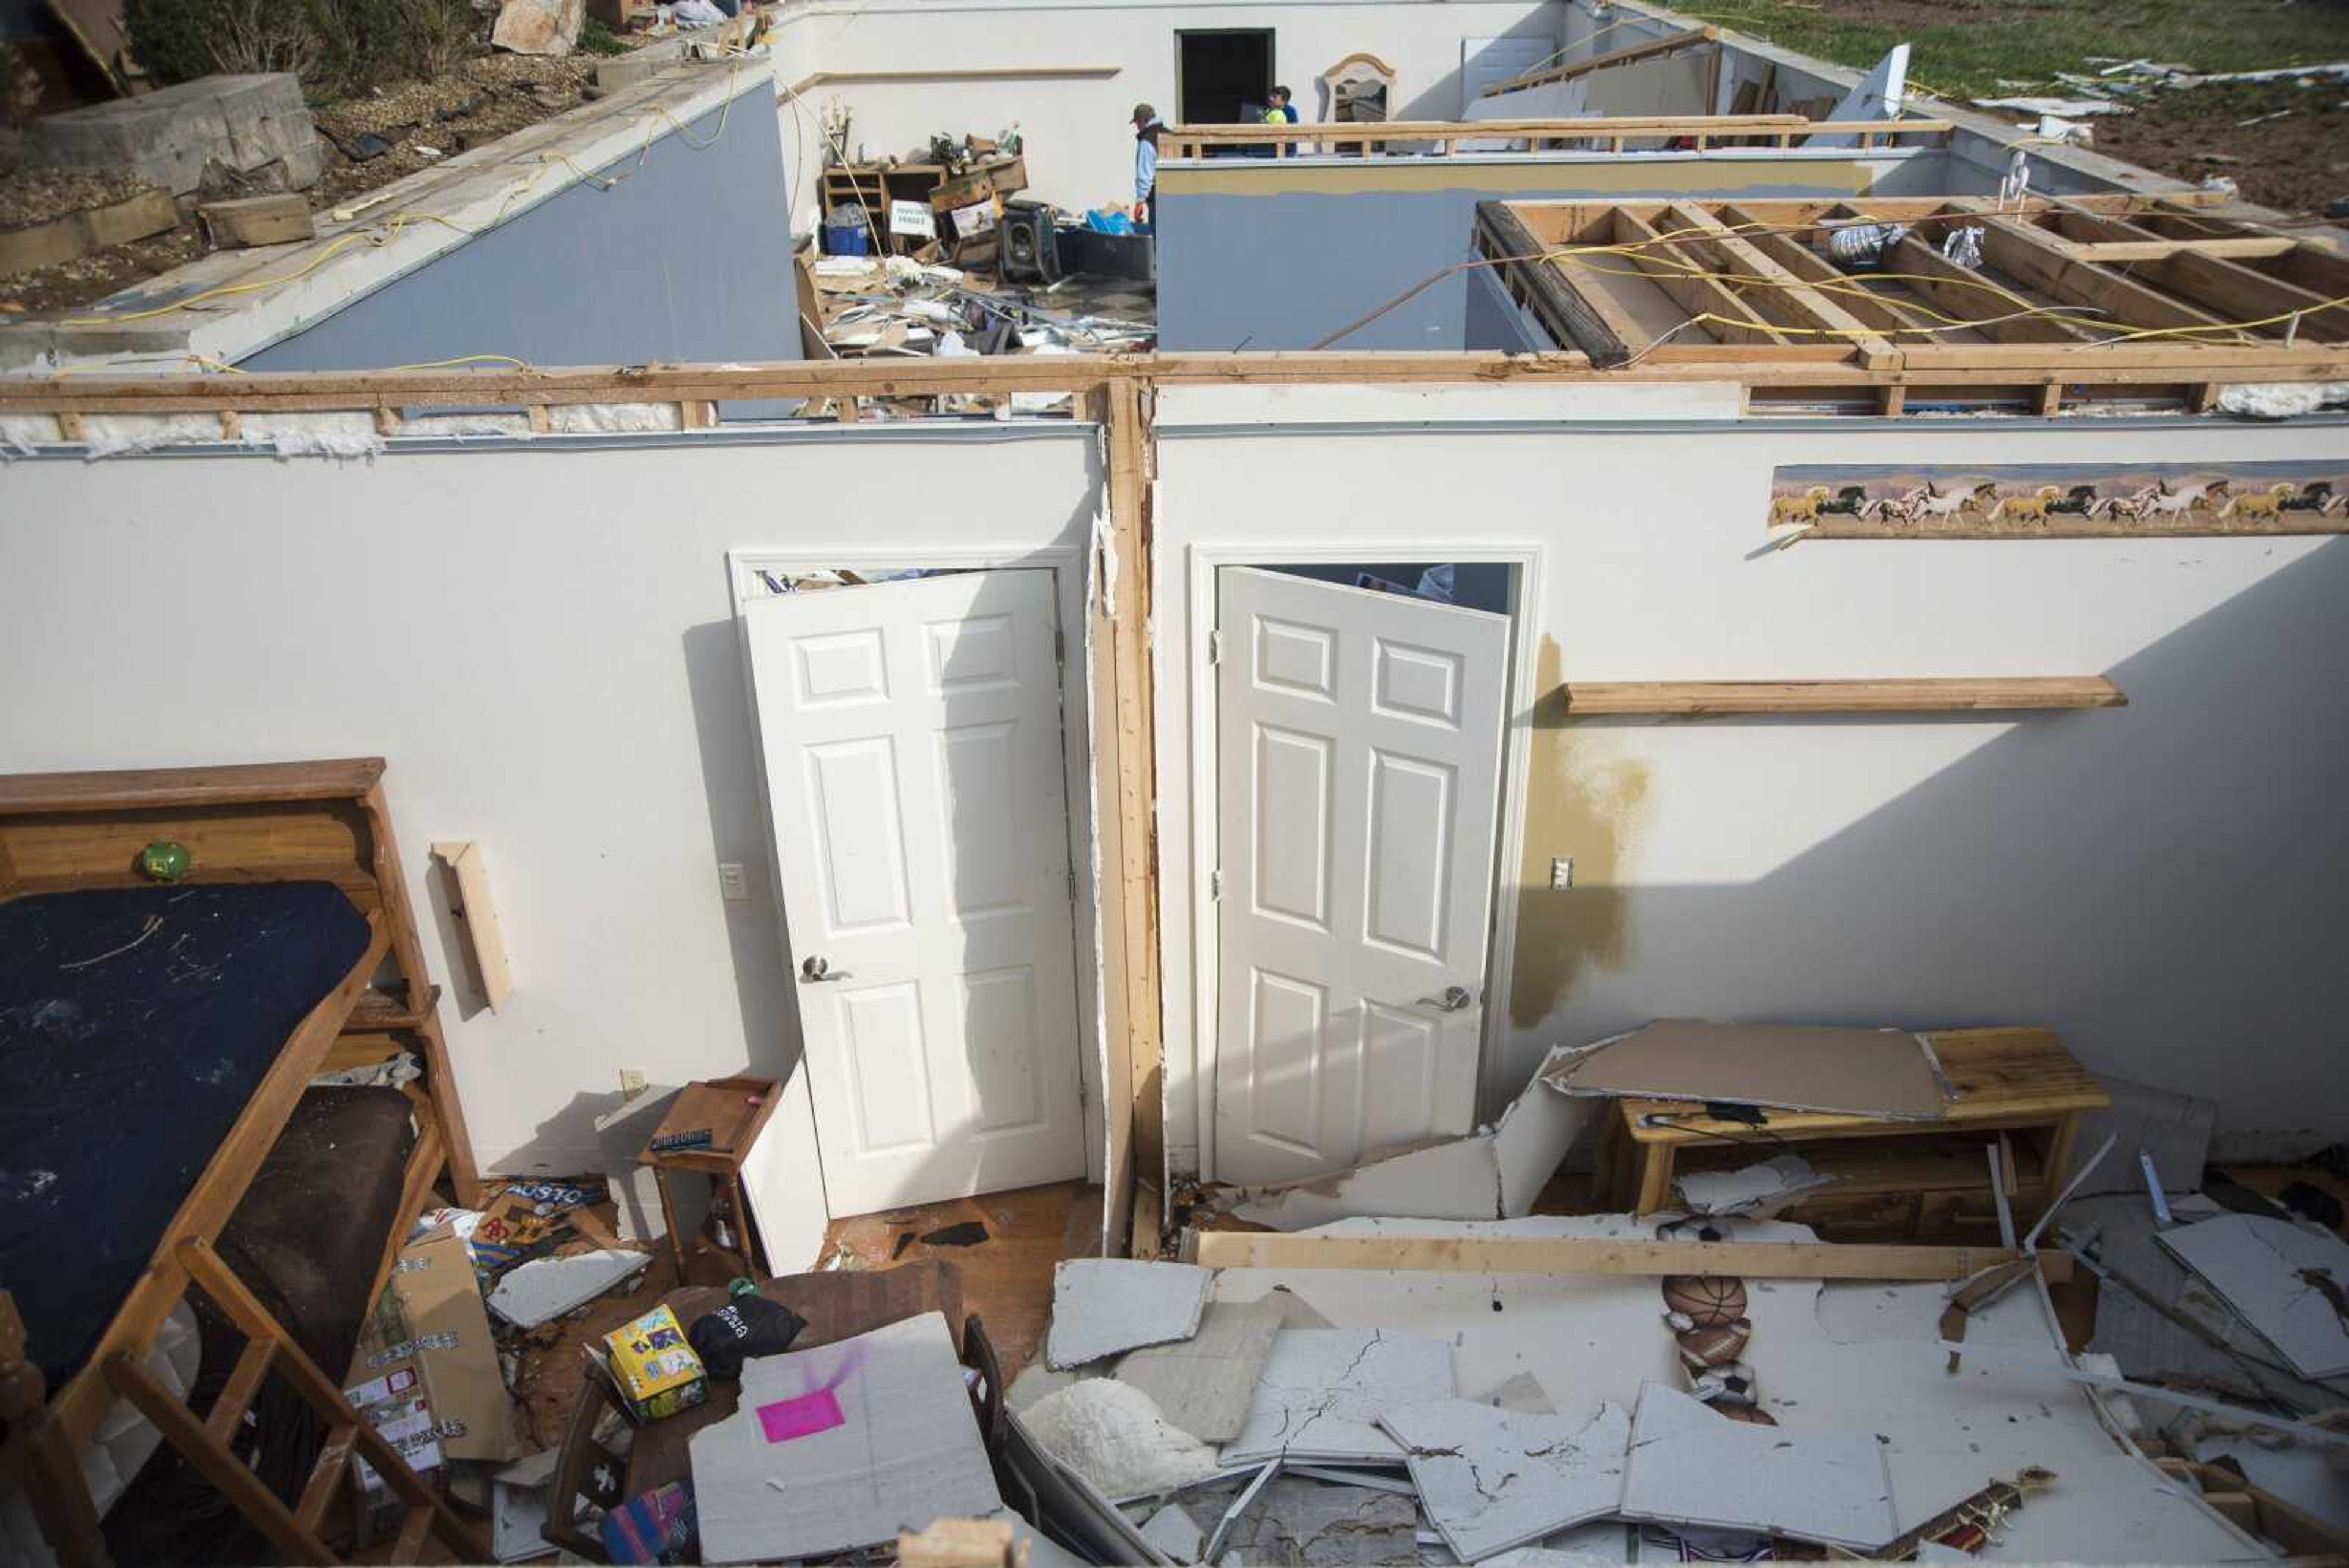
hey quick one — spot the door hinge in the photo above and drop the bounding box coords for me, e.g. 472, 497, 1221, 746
1054, 628, 1066, 665
1067, 868, 1078, 905
1209, 869, 1223, 900
1208, 629, 1223, 665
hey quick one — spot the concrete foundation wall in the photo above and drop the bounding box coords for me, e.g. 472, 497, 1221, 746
1151, 387, 2349, 1174
243, 80, 800, 384
1155, 152, 1918, 349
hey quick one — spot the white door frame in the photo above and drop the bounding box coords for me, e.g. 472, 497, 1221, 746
727, 544, 1102, 1184
1186, 541, 1546, 1183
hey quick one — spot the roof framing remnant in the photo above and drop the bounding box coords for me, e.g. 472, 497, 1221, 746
1472, 193, 2349, 410
1162, 114, 1946, 158
1480, 24, 1720, 98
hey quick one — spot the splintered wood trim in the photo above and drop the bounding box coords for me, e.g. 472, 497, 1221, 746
1474, 199, 1642, 365
1481, 25, 1718, 96
1559, 677, 2127, 715
1192, 1230, 2076, 1282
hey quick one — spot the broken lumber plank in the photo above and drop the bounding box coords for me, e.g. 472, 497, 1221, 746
0, 187, 177, 277
1192, 1231, 2075, 1282
1482, 26, 1717, 97
1475, 199, 1641, 365
198, 193, 315, 249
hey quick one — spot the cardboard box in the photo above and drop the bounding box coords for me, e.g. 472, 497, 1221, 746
345, 1222, 519, 1463
603, 1304, 708, 1421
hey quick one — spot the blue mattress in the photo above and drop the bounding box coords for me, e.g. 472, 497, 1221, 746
0, 882, 371, 1388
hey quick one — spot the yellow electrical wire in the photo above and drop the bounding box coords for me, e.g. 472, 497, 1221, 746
380, 353, 540, 371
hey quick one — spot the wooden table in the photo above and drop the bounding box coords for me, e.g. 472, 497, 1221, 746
1592, 1027, 2109, 1239
642, 1076, 782, 1282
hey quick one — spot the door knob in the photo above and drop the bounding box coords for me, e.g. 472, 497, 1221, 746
1416, 985, 1473, 1013
800, 956, 852, 983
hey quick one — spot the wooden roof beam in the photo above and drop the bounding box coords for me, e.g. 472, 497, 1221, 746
1608, 207, 1790, 347
1877, 226, 2099, 344
1713, 204, 1938, 338
1943, 199, 2232, 336
1662, 203, 1898, 366
1474, 199, 1646, 365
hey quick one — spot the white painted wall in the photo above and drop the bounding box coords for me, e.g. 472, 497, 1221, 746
0, 429, 1105, 1177
1151, 385, 2349, 1175
771, 0, 1565, 227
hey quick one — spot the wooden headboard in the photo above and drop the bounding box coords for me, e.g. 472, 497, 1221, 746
0, 759, 391, 910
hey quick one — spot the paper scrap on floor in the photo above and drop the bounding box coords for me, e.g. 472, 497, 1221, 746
1048, 1258, 1213, 1369
1384, 1398, 1630, 1561
1220, 1328, 1454, 1465
689, 1312, 1001, 1564
1675, 1154, 1838, 1217
2157, 1213, 2349, 1379
1543, 1019, 1950, 1120
1619, 1381, 1896, 1549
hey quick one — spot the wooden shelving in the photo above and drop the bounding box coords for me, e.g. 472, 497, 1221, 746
1559, 675, 2126, 716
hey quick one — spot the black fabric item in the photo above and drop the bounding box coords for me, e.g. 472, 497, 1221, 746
0, 882, 372, 1388
103, 1086, 418, 1567
689, 1294, 807, 1380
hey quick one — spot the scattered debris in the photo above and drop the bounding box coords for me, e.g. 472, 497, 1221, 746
1111, 1296, 1284, 1443
1384, 1399, 1631, 1560
692, 1314, 1001, 1564
1674, 1154, 1837, 1217
485, 1246, 652, 1329
1619, 1381, 1896, 1549
1047, 1258, 1212, 1369
2158, 1214, 2349, 1378
1221, 1329, 1455, 1465
922, 1220, 990, 1247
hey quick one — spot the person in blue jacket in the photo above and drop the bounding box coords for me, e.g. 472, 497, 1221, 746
1132, 103, 1165, 232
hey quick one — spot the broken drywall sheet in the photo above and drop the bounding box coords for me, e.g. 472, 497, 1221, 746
1384, 1399, 1631, 1561
484, 1247, 651, 1329
2071, 1077, 2217, 1198
1211, 1215, 2249, 1560
1221, 1329, 1456, 1465
691, 1313, 1000, 1565
2158, 1214, 2349, 1380
1619, 1382, 1895, 1550
1169, 1473, 1417, 1567
1137, 1503, 1203, 1562
1675, 1154, 1838, 1217
1231, 1047, 1582, 1230
2067, 1194, 2340, 1411
1808, 43, 1909, 149
1048, 1259, 1214, 1370
1114, 1296, 1285, 1443
1542, 1019, 1948, 1120
1483, 1370, 1556, 1414
1019, 1376, 1224, 1497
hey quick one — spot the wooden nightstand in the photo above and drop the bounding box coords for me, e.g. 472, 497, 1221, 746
640, 1075, 783, 1281
1592, 1028, 2109, 1240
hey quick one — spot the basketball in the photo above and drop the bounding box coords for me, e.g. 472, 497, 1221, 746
1661, 1274, 1747, 1326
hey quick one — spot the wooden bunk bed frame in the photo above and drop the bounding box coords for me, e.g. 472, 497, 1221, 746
0, 758, 487, 1565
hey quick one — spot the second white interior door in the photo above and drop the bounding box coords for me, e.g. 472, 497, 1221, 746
1213, 566, 1512, 1184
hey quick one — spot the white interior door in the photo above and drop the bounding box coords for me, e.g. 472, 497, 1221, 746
1214, 567, 1512, 1184
743, 570, 1086, 1216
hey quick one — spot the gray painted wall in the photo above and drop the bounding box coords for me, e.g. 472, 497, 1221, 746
243, 80, 800, 392
1157, 157, 1932, 351
1464, 263, 1545, 350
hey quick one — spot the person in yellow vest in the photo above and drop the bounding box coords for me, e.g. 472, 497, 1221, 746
1262, 85, 1298, 157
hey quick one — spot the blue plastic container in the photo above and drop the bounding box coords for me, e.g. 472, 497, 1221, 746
824, 221, 870, 256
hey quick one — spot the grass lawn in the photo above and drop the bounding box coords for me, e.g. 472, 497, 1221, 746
1677, 0, 2349, 102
